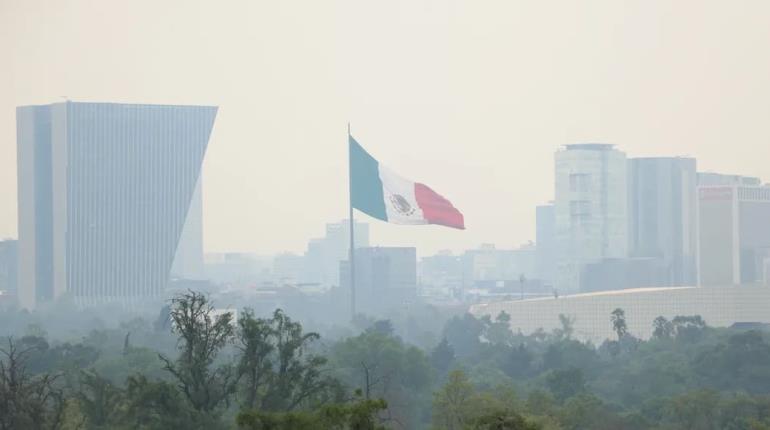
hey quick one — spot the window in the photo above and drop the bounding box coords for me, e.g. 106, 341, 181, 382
569, 173, 591, 192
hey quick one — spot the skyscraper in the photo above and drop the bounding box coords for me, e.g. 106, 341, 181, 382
302, 219, 369, 287
698, 181, 770, 286
554, 144, 627, 292
17, 101, 216, 308
340, 246, 417, 314
170, 177, 205, 280
0, 240, 17, 298
627, 157, 697, 286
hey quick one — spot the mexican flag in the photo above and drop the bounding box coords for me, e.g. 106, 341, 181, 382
349, 136, 465, 230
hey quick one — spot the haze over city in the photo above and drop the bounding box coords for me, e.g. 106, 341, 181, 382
3, 0, 770, 256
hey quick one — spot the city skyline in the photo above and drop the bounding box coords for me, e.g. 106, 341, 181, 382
2, 1, 770, 256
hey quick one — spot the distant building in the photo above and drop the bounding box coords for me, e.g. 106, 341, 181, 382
697, 172, 762, 187
341, 246, 416, 314
580, 257, 669, 292
272, 253, 305, 285
418, 250, 462, 298
461, 244, 537, 288
554, 144, 627, 292
627, 157, 697, 286
302, 220, 368, 287
470, 285, 770, 344
0, 240, 18, 299
17, 101, 216, 308
535, 203, 556, 285
204, 253, 270, 285
698, 182, 770, 286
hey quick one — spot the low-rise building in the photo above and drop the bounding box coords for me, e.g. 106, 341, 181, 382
470, 285, 770, 344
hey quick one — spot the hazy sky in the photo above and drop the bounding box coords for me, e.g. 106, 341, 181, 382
2, 0, 770, 256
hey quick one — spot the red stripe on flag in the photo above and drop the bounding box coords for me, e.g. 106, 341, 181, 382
414, 183, 465, 230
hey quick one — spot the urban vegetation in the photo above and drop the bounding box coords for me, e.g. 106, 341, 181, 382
2, 291, 770, 429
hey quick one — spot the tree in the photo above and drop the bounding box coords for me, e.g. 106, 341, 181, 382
553, 314, 575, 341
671, 315, 707, 343
75, 370, 122, 429
121, 374, 210, 430
331, 331, 431, 428
365, 320, 395, 337
472, 410, 542, 430
502, 344, 533, 379
432, 370, 477, 430
546, 367, 586, 403
236, 394, 388, 430
430, 338, 455, 377
558, 393, 623, 430
652, 316, 673, 340
484, 312, 514, 346
664, 389, 720, 430
159, 291, 236, 413
237, 308, 337, 411
443, 314, 485, 359
610, 308, 627, 341
0, 337, 65, 430
237, 308, 276, 410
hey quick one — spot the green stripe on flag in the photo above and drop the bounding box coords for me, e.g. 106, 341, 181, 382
349, 136, 387, 221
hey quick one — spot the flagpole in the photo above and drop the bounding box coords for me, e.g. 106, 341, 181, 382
348, 122, 356, 320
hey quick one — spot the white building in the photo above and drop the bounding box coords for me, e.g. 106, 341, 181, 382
470, 285, 770, 344
554, 144, 627, 292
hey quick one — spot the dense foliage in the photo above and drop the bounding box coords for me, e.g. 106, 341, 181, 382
2, 292, 770, 429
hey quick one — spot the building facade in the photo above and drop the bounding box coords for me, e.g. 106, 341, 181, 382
698, 183, 770, 286
341, 246, 417, 314
17, 101, 216, 308
170, 177, 205, 280
627, 157, 697, 286
554, 144, 628, 292
535, 203, 556, 285
470, 285, 770, 344
302, 219, 369, 287
0, 240, 18, 299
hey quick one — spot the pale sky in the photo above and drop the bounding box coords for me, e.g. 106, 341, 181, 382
1, 0, 770, 256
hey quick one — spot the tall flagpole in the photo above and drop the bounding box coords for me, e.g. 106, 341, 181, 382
348, 122, 356, 319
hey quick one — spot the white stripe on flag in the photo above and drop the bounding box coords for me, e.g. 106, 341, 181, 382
378, 165, 428, 225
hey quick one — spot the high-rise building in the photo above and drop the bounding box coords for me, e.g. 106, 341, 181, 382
341, 246, 416, 313
627, 157, 697, 286
554, 144, 627, 292
302, 220, 368, 287
17, 101, 216, 308
698, 181, 770, 286
171, 177, 205, 280
535, 203, 556, 285
0, 240, 18, 298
